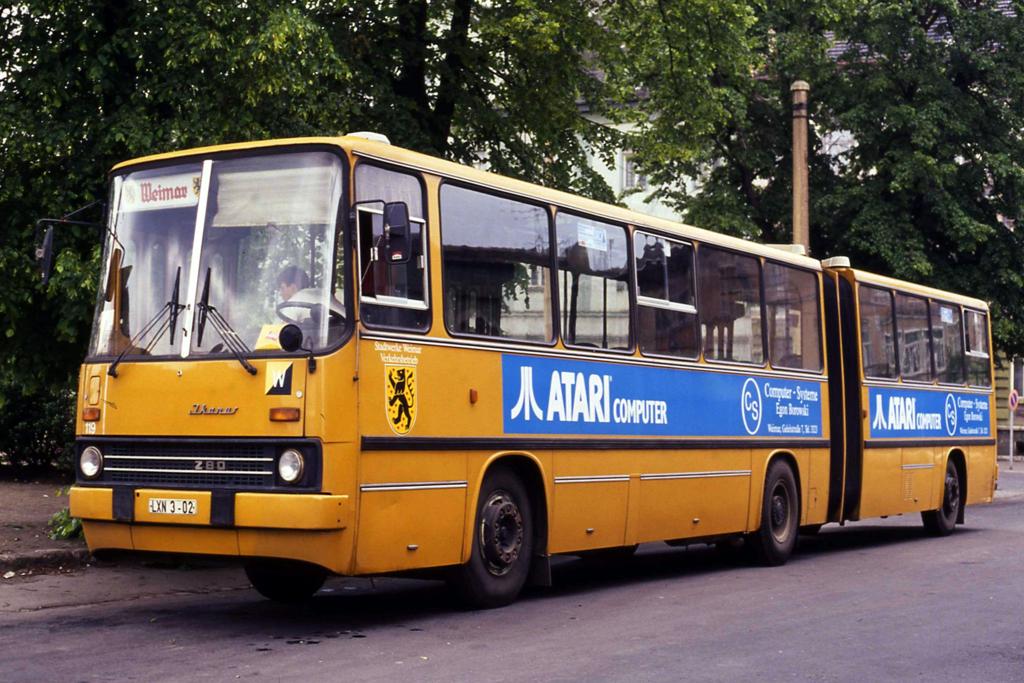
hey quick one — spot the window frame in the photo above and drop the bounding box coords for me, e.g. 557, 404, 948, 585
632, 230, 698, 316
631, 227, 701, 362
963, 307, 992, 388
85, 143, 354, 363
931, 299, 967, 387
554, 209, 634, 354
893, 290, 935, 385
622, 152, 647, 191
858, 284, 899, 381
696, 243, 768, 368
352, 161, 432, 334
437, 179, 558, 347
354, 203, 430, 312
963, 308, 991, 359
762, 259, 825, 375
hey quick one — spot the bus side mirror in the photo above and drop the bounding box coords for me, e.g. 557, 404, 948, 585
383, 201, 412, 265
278, 324, 304, 352
35, 226, 55, 285
278, 323, 316, 373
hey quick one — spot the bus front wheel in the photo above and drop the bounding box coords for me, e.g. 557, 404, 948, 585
749, 460, 799, 566
245, 559, 327, 603
450, 468, 534, 609
922, 458, 962, 536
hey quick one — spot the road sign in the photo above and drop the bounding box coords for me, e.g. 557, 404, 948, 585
1010, 389, 1020, 411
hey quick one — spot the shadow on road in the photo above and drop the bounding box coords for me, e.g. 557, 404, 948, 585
53, 521, 981, 646
223, 523, 970, 620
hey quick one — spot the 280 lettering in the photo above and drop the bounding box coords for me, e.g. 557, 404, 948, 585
194, 460, 227, 471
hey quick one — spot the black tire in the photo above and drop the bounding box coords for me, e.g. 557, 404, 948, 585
245, 560, 327, 603
749, 460, 799, 566
450, 468, 534, 609
922, 458, 962, 536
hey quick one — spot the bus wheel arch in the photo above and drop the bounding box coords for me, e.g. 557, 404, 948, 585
764, 451, 803, 523
924, 449, 966, 534
454, 453, 550, 607
469, 453, 549, 556
749, 453, 801, 566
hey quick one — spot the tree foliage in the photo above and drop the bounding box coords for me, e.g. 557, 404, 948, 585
0, 0, 626, 466
624, 0, 1024, 354
2, 1, 1023, 467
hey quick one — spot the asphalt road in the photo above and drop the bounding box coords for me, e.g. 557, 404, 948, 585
3, 471, 1024, 682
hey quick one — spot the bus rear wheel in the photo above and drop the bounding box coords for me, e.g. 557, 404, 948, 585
450, 468, 534, 609
922, 458, 962, 536
749, 460, 799, 566
245, 559, 327, 603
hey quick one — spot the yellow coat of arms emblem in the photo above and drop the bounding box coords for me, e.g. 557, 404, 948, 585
385, 365, 417, 434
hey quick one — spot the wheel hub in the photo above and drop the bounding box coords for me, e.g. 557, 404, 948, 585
480, 492, 524, 576
770, 484, 792, 543
943, 472, 960, 517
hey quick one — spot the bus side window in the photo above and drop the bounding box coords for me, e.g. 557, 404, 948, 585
555, 213, 630, 350
764, 262, 821, 371
895, 292, 932, 382
931, 301, 965, 384
354, 163, 429, 331
964, 309, 991, 387
698, 246, 764, 365
859, 285, 896, 379
633, 231, 698, 358
440, 184, 552, 343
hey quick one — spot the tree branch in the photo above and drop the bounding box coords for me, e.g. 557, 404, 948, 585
431, 0, 474, 156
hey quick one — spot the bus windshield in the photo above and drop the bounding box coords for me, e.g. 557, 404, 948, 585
89, 150, 347, 359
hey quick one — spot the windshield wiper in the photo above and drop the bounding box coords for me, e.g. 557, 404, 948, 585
108, 267, 185, 377
195, 267, 257, 375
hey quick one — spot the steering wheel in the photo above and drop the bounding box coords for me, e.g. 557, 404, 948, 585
275, 288, 345, 326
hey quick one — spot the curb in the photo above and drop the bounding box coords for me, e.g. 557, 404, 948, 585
0, 547, 92, 573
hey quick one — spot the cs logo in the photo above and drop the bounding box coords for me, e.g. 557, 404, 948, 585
944, 393, 957, 436
741, 378, 762, 435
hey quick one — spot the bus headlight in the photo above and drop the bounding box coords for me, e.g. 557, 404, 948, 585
80, 446, 103, 479
278, 449, 305, 484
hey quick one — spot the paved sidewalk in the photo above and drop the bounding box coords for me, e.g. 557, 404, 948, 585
995, 465, 1024, 498
0, 478, 88, 575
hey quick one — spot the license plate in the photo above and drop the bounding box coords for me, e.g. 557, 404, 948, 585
147, 498, 197, 516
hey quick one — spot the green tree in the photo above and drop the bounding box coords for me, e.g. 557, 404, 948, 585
825, 0, 1024, 354
0, 0, 634, 467
614, 1, 850, 241
626, 0, 1024, 354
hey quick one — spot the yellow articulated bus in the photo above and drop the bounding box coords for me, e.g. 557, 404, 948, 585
53, 134, 996, 608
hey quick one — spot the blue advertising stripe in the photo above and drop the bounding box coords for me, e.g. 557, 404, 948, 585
502, 354, 824, 438
866, 386, 992, 439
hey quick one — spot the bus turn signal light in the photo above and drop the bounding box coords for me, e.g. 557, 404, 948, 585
269, 407, 301, 422
82, 407, 101, 422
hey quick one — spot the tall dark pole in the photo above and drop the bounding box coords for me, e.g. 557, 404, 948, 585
791, 80, 810, 254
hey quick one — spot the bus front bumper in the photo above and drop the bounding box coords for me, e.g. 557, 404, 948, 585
69, 486, 353, 573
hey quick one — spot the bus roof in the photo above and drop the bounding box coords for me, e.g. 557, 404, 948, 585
838, 267, 989, 310
111, 135, 823, 271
